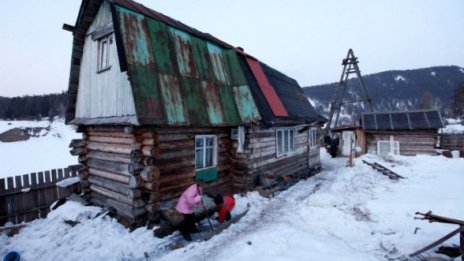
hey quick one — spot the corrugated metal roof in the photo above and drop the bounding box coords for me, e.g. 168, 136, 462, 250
113, 4, 260, 126
362, 110, 444, 131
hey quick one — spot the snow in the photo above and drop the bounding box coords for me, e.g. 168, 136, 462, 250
430, 71, 436, 77
0, 119, 81, 178
441, 119, 464, 134
56, 177, 80, 188
394, 75, 406, 82
1, 146, 463, 260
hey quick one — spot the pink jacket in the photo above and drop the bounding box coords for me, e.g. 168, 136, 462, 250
175, 183, 203, 214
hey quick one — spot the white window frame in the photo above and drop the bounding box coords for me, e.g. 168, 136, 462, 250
276, 129, 295, 157
377, 136, 400, 156
309, 128, 318, 148
195, 135, 217, 170
97, 34, 113, 73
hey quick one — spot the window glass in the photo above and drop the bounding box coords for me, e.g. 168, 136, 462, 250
195, 136, 216, 170
97, 34, 112, 72
277, 131, 283, 155
276, 129, 295, 156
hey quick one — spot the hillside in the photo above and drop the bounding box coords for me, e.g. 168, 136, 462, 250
303, 66, 464, 123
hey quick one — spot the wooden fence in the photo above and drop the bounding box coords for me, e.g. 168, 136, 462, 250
440, 134, 464, 150
0, 165, 82, 226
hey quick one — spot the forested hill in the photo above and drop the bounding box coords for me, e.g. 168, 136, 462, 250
303, 66, 464, 118
0, 92, 67, 120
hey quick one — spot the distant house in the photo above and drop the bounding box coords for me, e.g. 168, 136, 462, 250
361, 110, 444, 156
64, 0, 324, 225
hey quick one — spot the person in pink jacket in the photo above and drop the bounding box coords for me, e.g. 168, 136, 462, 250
176, 180, 205, 241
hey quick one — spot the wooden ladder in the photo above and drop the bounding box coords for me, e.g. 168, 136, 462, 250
362, 160, 405, 180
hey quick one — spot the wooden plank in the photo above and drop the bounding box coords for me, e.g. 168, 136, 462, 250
88, 175, 140, 199
7, 177, 14, 191
15, 176, 22, 190
87, 151, 132, 164
44, 171, 51, 185
57, 169, 64, 180
30, 173, 37, 187
87, 158, 131, 176
89, 168, 130, 184
51, 170, 57, 183
38, 172, 45, 185
89, 184, 144, 207
88, 135, 137, 145
0, 178, 5, 193
87, 141, 137, 154
22, 174, 30, 188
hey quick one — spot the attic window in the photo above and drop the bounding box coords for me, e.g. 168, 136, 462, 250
97, 34, 113, 73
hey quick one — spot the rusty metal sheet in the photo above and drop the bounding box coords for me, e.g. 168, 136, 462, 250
158, 74, 189, 125
217, 84, 241, 125
116, 7, 153, 66
146, 18, 176, 74
223, 49, 247, 86
201, 81, 225, 124
207, 42, 229, 84
180, 78, 210, 126
233, 85, 261, 122
170, 28, 197, 78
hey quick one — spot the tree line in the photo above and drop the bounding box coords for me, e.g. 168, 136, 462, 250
0, 80, 463, 121
0, 92, 67, 120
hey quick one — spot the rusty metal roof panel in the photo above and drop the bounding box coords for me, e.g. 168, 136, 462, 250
111, 0, 233, 49
112, 4, 260, 126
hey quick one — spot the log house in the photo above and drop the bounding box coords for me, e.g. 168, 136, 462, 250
65, 0, 325, 226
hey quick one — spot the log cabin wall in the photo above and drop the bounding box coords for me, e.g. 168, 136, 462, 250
365, 130, 438, 156
79, 125, 235, 225
230, 125, 321, 191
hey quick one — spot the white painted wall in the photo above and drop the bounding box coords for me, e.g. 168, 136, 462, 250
75, 1, 136, 119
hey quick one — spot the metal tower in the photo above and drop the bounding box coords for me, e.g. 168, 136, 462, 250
323, 49, 374, 135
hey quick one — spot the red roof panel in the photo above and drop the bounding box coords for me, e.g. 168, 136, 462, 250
245, 57, 288, 117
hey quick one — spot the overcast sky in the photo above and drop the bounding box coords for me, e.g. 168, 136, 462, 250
0, 0, 463, 97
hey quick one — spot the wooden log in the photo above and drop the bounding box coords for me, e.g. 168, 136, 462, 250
88, 135, 137, 145
128, 162, 144, 175
88, 175, 141, 199
87, 151, 132, 164
69, 139, 85, 148
145, 203, 160, 214
142, 157, 154, 166
142, 138, 155, 146
140, 166, 160, 182
70, 147, 87, 156
143, 191, 160, 204
89, 184, 144, 208
144, 181, 160, 191
141, 145, 160, 157
79, 170, 90, 179
87, 158, 131, 176
87, 141, 138, 154
91, 193, 146, 219
78, 155, 88, 163
128, 176, 144, 189
89, 168, 129, 184
130, 150, 143, 163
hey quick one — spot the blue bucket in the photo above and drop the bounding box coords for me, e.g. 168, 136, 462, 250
3, 251, 20, 261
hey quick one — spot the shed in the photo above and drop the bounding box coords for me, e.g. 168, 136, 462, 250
361, 110, 444, 156
64, 0, 325, 226
329, 126, 366, 157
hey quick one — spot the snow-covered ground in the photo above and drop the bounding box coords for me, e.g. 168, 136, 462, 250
0, 119, 82, 178
1, 146, 463, 260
